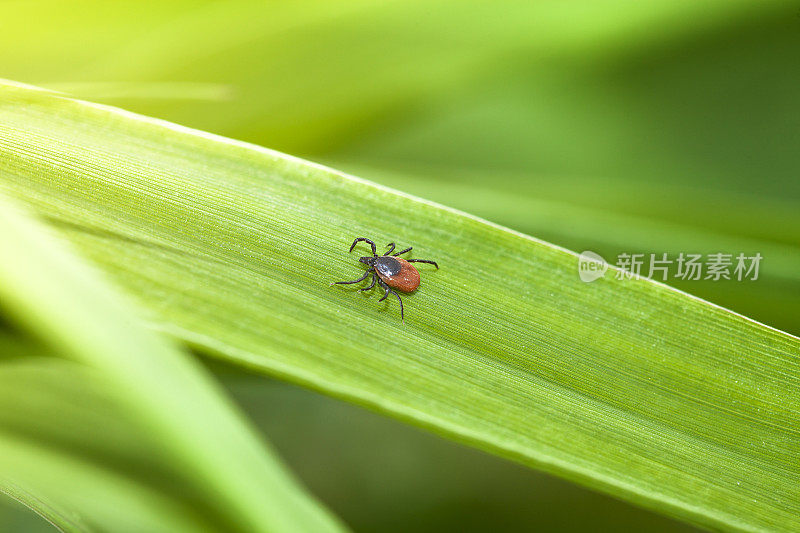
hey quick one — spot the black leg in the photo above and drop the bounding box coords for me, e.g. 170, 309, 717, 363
393, 247, 412, 256
384, 242, 396, 255
332, 269, 371, 285
359, 272, 377, 292
407, 259, 438, 269
378, 280, 391, 301
392, 290, 404, 322
377, 279, 405, 321
349, 237, 377, 256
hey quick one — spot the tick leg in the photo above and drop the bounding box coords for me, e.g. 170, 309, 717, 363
391, 290, 404, 322
393, 247, 412, 256
349, 237, 377, 256
378, 280, 391, 302
332, 269, 371, 285
359, 272, 377, 292
407, 259, 438, 269
376, 279, 405, 321
384, 242, 396, 255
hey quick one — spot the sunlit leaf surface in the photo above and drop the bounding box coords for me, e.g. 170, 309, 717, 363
1, 82, 798, 531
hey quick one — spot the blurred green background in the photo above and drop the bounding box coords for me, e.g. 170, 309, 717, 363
2, 0, 798, 530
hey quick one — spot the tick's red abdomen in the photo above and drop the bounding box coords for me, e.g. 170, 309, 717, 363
377, 257, 420, 292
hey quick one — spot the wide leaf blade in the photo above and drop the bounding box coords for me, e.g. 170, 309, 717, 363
1, 81, 798, 531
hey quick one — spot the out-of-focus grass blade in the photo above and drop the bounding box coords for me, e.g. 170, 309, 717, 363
0, 0, 782, 154
1, 82, 799, 531
0, 193, 344, 532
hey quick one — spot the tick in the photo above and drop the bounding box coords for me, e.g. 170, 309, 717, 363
333, 237, 438, 321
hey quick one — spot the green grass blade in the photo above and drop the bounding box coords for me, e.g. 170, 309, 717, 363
340, 163, 800, 335
0, 193, 344, 532
1, 81, 799, 531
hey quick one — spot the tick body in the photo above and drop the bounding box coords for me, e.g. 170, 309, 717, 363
372, 256, 420, 292
333, 237, 438, 321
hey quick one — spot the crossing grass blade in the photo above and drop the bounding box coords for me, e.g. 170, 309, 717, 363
0, 192, 345, 532
1, 80, 799, 532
